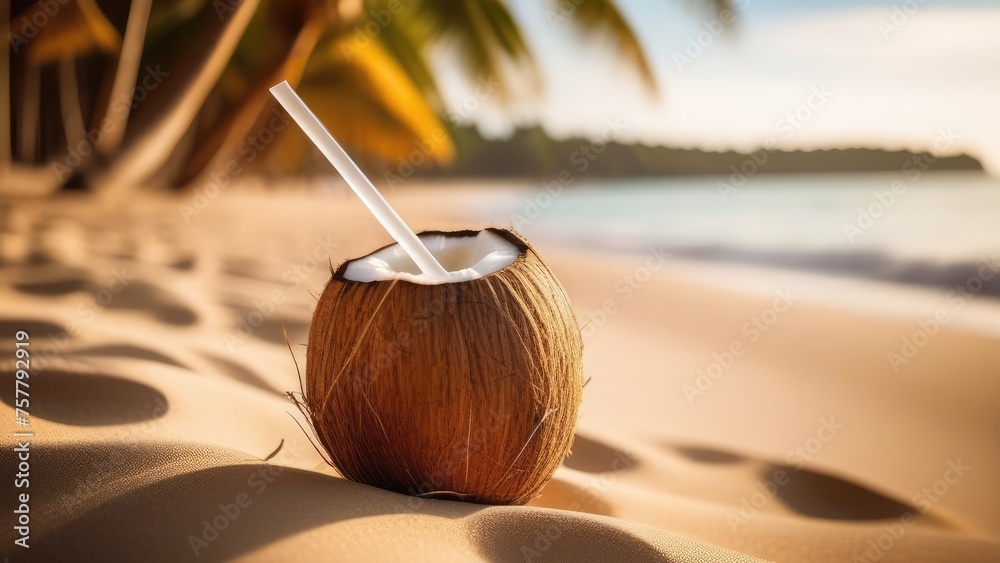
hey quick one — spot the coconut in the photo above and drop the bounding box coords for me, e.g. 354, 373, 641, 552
295, 227, 583, 505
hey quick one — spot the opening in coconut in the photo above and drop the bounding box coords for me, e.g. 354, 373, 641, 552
341, 230, 522, 285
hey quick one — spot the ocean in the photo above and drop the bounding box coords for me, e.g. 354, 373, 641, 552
478, 171, 1000, 297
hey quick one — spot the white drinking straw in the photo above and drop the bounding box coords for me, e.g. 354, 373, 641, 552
269, 81, 449, 278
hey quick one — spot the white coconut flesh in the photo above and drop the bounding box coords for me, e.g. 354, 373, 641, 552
341, 230, 522, 285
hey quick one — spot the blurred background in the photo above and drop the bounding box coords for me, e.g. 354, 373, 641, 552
2, 0, 998, 284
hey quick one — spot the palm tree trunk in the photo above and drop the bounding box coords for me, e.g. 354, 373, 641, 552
178, 12, 329, 186
19, 64, 39, 164
99, 0, 152, 156
94, 0, 261, 197
0, 0, 11, 170
59, 58, 85, 151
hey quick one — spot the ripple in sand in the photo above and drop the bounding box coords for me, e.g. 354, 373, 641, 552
251, 316, 309, 346
673, 445, 746, 464
104, 280, 198, 326
67, 344, 188, 369
0, 320, 68, 341
222, 257, 284, 283
14, 277, 90, 296
763, 465, 917, 521
0, 371, 168, 426
468, 510, 703, 563
563, 434, 639, 473
170, 256, 196, 270
200, 352, 279, 394
222, 298, 310, 346
528, 477, 616, 516
24, 251, 58, 265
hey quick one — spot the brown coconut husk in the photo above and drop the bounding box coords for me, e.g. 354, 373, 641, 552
295, 228, 583, 505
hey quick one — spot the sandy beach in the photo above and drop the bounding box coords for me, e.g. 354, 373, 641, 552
1, 184, 998, 562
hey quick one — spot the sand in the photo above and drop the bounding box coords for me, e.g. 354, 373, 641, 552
1, 184, 997, 562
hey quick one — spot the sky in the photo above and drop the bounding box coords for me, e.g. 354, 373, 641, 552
435, 0, 1000, 174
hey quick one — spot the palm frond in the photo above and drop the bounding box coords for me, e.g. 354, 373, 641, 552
416, 0, 536, 99
13, 0, 121, 64
558, 0, 657, 94
369, 6, 442, 108
272, 31, 454, 171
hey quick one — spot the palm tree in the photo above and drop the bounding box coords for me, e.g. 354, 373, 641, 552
1, 0, 730, 196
